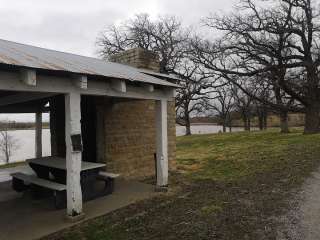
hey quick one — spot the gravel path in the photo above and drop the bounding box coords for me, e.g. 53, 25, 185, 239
298, 170, 320, 239
278, 169, 320, 240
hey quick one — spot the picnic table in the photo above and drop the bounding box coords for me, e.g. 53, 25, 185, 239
26, 156, 107, 201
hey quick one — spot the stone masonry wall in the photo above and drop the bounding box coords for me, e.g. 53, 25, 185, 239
99, 48, 176, 179
100, 99, 175, 179
109, 48, 160, 72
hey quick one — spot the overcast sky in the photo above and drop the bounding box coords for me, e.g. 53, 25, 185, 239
0, 0, 237, 122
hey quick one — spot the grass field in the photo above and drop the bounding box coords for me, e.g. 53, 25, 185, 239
0, 161, 26, 169
44, 129, 320, 240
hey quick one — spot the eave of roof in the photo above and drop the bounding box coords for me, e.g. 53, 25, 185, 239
138, 69, 181, 82
0, 39, 179, 88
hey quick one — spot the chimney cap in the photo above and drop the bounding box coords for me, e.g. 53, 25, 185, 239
110, 47, 160, 73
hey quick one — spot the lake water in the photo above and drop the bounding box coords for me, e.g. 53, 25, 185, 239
176, 124, 246, 136
0, 125, 248, 164
0, 129, 51, 164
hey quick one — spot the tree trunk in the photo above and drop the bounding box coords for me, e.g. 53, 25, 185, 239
258, 115, 264, 131
226, 114, 232, 133
279, 111, 290, 133
243, 116, 249, 131
5, 152, 9, 163
247, 117, 251, 131
304, 66, 320, 134
5, 137, 9, 163
228, 118, 232, 132
222, 123, 227, 133
304, 103, 320, 134
263, 112, 268, 130
185, 117, 191, 136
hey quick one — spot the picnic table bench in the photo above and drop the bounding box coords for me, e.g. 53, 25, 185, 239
97, 172, 120, 194
11, 172, 67, 208
11, 157, 120, 209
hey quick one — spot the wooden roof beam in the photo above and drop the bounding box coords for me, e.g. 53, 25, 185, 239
20, 68, 37, 86
0, 92, 57, 107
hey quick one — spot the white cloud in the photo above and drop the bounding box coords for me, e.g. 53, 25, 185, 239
0, 0, 235, 121
0, 0, 236, 56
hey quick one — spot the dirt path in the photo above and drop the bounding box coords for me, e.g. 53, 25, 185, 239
278, 169, 320, 240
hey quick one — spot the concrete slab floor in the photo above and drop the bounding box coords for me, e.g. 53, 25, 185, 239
0, 164, 33, 182
0, 179, 156, 240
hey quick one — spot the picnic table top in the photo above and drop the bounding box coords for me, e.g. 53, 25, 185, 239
26, 156, 106, 171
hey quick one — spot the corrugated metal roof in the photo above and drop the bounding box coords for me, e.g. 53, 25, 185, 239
139, 69, 181, 82
0, 39, 178, 87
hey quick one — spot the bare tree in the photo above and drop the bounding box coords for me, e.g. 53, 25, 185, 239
97, 14, 216, 135
175, 59, 217, 135
204, 83, 235, 132
253, 101, 269, 131
193, 0, 320, 133
0, 121, 19, 164
97, 14, 188, 73
232, 86, 255, 131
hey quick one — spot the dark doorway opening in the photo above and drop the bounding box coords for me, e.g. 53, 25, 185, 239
49, 95, 98, 163
81, 96, 97, 163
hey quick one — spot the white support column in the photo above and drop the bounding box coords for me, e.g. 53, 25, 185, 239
35, 111, 42, 158
155, 100, 169, 189
65, 92, 83, 218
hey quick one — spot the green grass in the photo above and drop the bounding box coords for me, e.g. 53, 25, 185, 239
177, 128, 320, 183
44, 129, 320, 240
0, 161, 26, 169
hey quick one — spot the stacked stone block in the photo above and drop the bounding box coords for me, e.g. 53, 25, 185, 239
109, 48, 160, 73
101, 48, 176, 179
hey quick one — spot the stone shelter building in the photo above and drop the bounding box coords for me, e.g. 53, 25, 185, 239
0, 39, 177, 219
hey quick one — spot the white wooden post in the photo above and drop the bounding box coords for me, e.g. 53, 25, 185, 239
155, 100, 168, 189
65, 92, 83, 217
35, 111, 42, 158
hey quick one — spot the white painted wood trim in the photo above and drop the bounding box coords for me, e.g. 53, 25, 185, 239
20, 69, 36, 86
144, 84, 154, 92
72, 75, 88, 89
35, 111, 42, 158
155, 100, 169, 187
0, 71, 175, 101
65, 92, 83, 216
111, 79, 126, 93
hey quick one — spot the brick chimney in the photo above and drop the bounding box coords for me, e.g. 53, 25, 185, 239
110, 48, 160, 73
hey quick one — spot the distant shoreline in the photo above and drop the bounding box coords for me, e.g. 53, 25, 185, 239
176, 123, 218, 126
2, 126, 50, 131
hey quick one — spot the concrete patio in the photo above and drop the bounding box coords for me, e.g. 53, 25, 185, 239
0, 164, 33, 183
0, 177, 156, 240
